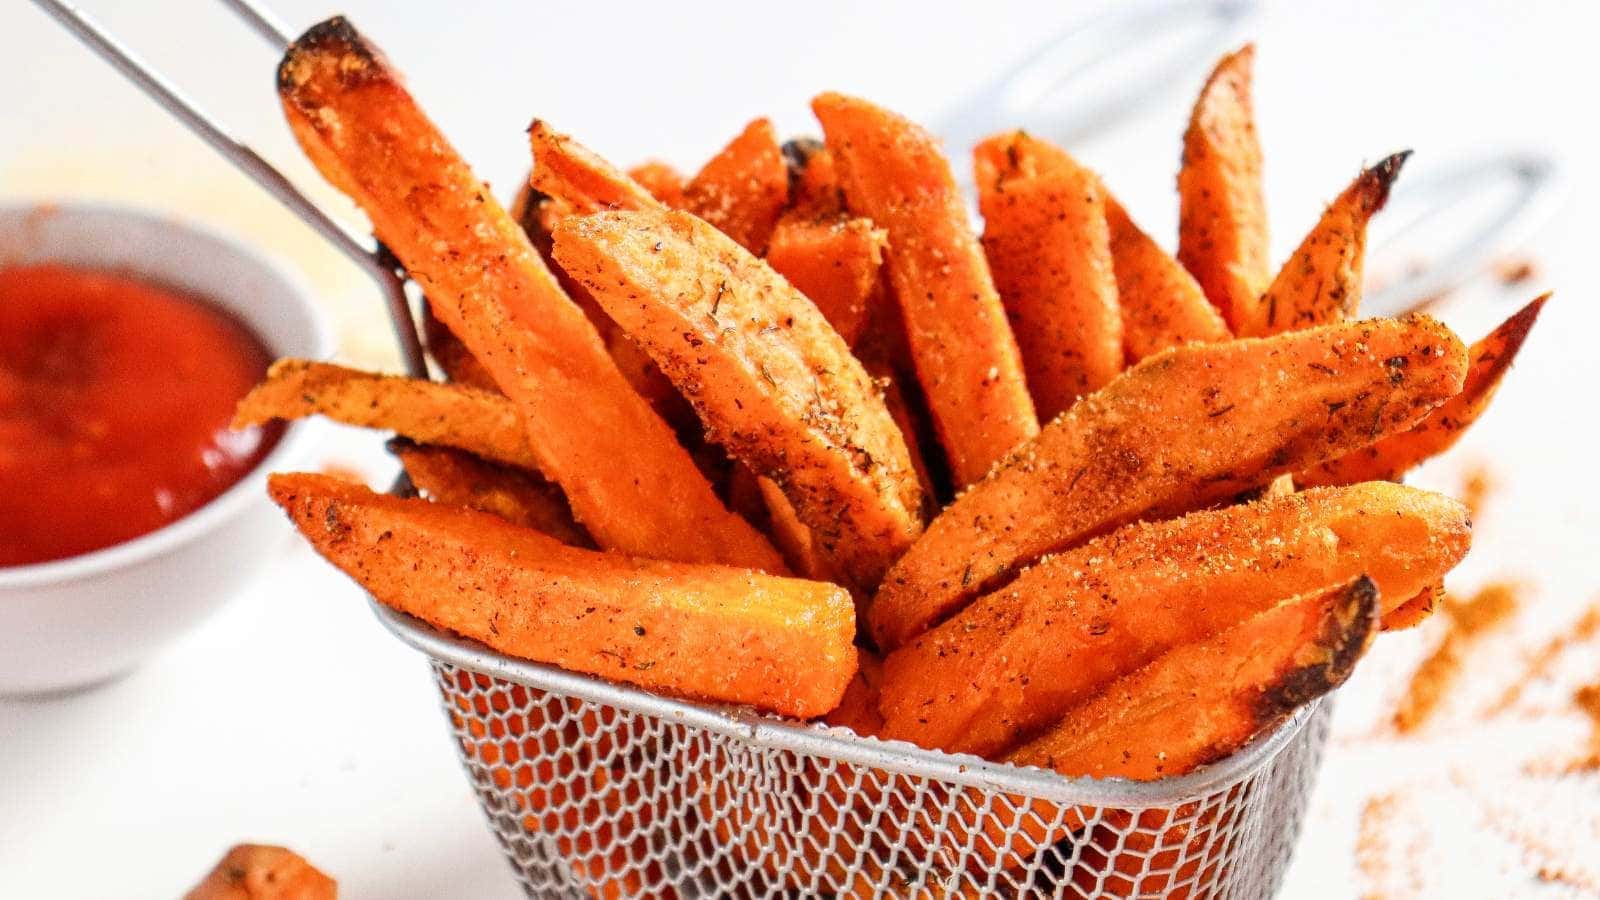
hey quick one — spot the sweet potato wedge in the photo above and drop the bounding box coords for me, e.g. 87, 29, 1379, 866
526, 119, 660, 213
184, 844, 336, 900
763, 213, 886, 347
683, 117, 789, 253
757, 475, 842, 583
877, 481, 1470, 756
422, 303, 497, 390
974, 131, 1124, 420
1178, 45, 1270, 334
627, 160, 688, 207
814, 92, 1039, 486
869, 314, 1468, 650
278, 19, 780, 570
1302, 293, 1549, 485
1104, 193, 1230, 361
270, 473, 855, 717
1253, 152, 1410, 335
235, 359, 536, 470
389, 439, 590, 546
552, 209, 923, 590
1005, 575, 1376, 779
1383, 579, 1444, 631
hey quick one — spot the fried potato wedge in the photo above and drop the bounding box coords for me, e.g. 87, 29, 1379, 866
271, 474, 855, 717
1005, 575, 1376, 779
814, 92, 1039, 486
1302, 293, 1549, 486
552, 209, 923, 590
757, 475, 843, 583
683, 117, 789, 253
1104, 193, 1231, 360
278, 19, 779, 570
527, 119, 659, 213
974, 131, 1124, 420
627, 160, 688, 207
869, 314, 1468, 650
1178, 44, 1270, 334
235, 359, 536, 469
184, 844, 336, 900
764, 213, 886, 347
389, 440, 590, 546
422, 303, 497, 390
1382, 579, 1444, 631
1254, 152, 1410, 335
878, 481, 1470, 756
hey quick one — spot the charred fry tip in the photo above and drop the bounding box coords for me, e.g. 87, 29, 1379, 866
1357, 150, 1413, 213
1254, 575, 1378, 721
277, 15, 380, 94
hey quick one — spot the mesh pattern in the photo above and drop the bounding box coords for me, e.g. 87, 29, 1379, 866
428, 660, 1330, 899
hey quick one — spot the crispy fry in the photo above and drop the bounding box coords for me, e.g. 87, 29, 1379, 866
184, 844, 336, 900
389, 440, 589, 546
1254, 152, 1410, 335
271, 473, 855, 717
422, 303, 497, 390
683, 118, 789, 253
527, 120, 659, 213
879, 481, 1470, 757
1104, 193, 1230, 360
627, 161, 688, 207
764, 213, 886, 347
1006, 575, 1376, 779
974, 131, 1124, 419
1178, 44, 1270, 333
552, 209, 923, 590
235, 359, 536, 470
757, 475, 842, 583
814, 92, 1039, 486
278, 20, 779, 570
1302, 294, 1549, 485
869, 315, 1469, 650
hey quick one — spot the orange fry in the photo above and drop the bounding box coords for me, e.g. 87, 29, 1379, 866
1104, 193, 1230, 360
764, 214, 886, 348
527, 120, 659, 213
627, 160, 688, 207
815, 92, 1039, 486
683, 118, 789, 253
389, 440, 590, 547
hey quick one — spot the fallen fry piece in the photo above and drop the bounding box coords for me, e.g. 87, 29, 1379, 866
1104, 192, 1230, 361
1178, 44, 1271, 334
1006, 575, 1377, 779
869, 314, 1468, 650
627, 160, 688, 207
764, 213, 886, 347
234, 359, 536, 470
879, 481, 1470, 757
974, 130, 1124, 420
278, 20, 780, 570
1302, 293, 1549, 485
552, 209, 923, 590
389, 439, 590, 547
184, 844, 336, 900
815, 92, 1039, 486
683, 118, 789, 253
271, 474, 855, 717
1254, 152, 1410, 335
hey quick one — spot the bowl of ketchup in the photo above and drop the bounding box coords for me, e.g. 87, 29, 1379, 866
0, 203, 333, 694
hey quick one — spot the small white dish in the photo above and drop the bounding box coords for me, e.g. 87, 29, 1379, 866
0, 202, 334, 695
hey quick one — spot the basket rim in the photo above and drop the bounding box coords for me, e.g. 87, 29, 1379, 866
372, 598, 1318, 807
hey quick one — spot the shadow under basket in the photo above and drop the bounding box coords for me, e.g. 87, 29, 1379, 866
373, 601, 1332, 899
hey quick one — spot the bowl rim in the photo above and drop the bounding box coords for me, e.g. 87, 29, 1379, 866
0, 200, 337, 589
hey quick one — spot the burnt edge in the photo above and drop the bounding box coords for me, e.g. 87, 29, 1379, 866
1254, 574, 1378, 721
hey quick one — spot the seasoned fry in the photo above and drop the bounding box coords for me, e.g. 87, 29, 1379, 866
184, 844, 336, 900
764, 213, 886, 347
974, 131, 1124, 419
683, 118, 789, 253
1104, 193, 1230, 360
627, 160, 688, 207
814, 92, 1039, 486
1382, 580, 1444, 631
1005, 575, 1376, 779
389, 440, 590, 546
757, 476, 842, 583
1302, 293, 1549, 486
1254, 152, 1410, 335
1178, 44, 1270, 334
552, 209, 923, 590
527, 119, 660, 213
869, 315, 1469, 650
823, 649, 885, 737
878, 482, 1470, 757
271, 474, 855, 717
234, 359, 536, 470
278, 20, 780, 570
422, 303, 497, 390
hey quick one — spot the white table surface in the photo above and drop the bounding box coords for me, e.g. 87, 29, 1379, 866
3, 2, 1598, 897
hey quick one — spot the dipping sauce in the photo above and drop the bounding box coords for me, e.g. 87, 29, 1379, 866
0, 264, 280, 567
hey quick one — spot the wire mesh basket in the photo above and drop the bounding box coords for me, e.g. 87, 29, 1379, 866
374, 601, 1332, 899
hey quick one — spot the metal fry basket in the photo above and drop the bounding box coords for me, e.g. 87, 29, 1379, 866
376, 602, 1331, 899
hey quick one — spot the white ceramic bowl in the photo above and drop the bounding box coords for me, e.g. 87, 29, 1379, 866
0, 203, 334, 695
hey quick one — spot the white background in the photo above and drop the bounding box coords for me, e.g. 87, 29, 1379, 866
2, 1, 1598, 897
